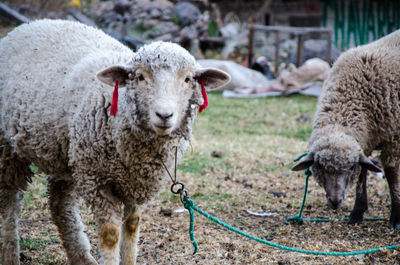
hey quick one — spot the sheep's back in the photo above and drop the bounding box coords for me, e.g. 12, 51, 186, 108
314, 29, 400, 150
0, 19, 133, 174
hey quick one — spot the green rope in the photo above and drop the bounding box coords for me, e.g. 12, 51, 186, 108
183, 197, 398, 256
178, 152, 397, 256
293, 152, 309, 162
286, 167, 311, 223
184, 199, 198, 254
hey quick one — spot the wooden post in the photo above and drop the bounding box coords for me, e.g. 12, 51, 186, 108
0, 2, 30, 23
296, 33, 305, 67
327, 29, 332, 64
274, 30, 280, 75
247, 18, 255, 67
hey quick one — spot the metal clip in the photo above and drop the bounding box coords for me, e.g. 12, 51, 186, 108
179, 189, 189, 204
171, 181, 185, 194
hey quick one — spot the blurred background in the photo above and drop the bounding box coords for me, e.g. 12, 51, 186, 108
1, 2, 400, 264
1, 0, 399, 96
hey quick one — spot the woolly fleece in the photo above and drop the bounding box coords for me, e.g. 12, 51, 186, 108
0, 19, 230, 265
297, 29, 400, 227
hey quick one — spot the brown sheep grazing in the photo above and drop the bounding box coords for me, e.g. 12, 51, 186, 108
292, 29, 400, 228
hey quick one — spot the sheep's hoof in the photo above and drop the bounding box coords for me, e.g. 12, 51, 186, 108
389, 212, 400, 229
348, 210, 364, 225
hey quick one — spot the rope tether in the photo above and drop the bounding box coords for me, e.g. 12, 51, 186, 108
182, 198, 398, 256
175, 152, 398, 256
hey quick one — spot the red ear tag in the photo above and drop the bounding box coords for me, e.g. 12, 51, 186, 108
110, 80, 119, 117
199, 80, 208, 113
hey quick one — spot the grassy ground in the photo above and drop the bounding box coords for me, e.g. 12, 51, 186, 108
10, 93, 400, 264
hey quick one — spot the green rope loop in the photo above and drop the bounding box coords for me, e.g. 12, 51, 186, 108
287, 167, 312, 223
293, 152, 309, 162
183, 198, 398, 256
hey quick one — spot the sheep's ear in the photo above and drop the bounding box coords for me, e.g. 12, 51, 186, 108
195, 68, 231, 90
292, 153, 314, 171
97, 66, 131, 87
360, 155, 382, 172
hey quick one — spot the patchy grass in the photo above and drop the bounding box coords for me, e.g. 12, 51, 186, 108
6, 92, 400, 264
20, 237, 59, 251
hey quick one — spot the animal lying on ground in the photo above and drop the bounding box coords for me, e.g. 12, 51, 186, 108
278, 58, 330, 91
292, 29, 400, 228
0, 19, 230, 265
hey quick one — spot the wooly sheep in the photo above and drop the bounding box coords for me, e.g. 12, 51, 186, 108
0, 19, 230, 265
292, 30, 400, 228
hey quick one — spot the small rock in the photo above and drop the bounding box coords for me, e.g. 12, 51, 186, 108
159, 208, 173, 217
154, 21, 180, 35
244, 183, 253, 189
149, 8, 162, 18
173, 2, 201, 26
211, 150, 223, 158
295, 114, 311, 123
235, 176, 247, 183
174, 208, 187, 214
20, 252, 32, 262
268, 191, 287, 197
224, 174, 231, 181
114, 0, 132, 15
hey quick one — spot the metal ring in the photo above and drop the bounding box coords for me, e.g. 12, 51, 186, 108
171, 181, 185, 195
180, 189, 188, 204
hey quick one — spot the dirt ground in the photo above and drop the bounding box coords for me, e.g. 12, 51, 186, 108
16, 161, 400, 265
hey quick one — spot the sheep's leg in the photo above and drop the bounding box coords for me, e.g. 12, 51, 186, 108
0, 185, 23, 265
384, 166, 400, 229
120, 207, 141, 265
349, 168, 368, 224
92, 185, 123, 265
48, 177, 98, 265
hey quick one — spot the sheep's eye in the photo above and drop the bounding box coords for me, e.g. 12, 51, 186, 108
350, 164, 356, 171
185, 77, 191, 83
137, 74, 145, 81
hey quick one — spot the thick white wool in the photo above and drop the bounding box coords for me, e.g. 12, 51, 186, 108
0, 19, 223, 265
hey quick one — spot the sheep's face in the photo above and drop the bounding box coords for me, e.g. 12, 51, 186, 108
131, 66, 229, 136
310, 151, 361, 209
134, 67, 195, 135
292, 135, 381, 209
97, 41, 230, 136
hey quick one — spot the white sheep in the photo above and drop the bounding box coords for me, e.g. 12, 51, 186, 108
292, 29, 400, 228
0, 19, 230, 265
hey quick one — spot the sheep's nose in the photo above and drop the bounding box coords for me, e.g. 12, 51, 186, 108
328, 198, 342, 209
156, 111, 173, 121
